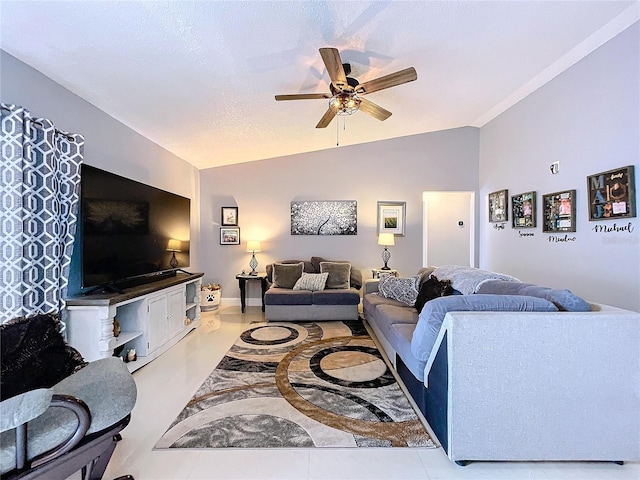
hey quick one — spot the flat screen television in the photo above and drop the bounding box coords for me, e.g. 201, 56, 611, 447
79, 165, 190, 290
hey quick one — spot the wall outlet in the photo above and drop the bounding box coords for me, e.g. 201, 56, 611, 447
550, 161, 560, 174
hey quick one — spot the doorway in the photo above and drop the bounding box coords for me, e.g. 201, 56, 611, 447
423, 191, 475, 267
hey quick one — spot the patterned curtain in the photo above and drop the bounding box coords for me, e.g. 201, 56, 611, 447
1, 103, 84, 323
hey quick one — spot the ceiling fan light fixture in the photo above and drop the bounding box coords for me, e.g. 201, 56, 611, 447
329, 93, 360, 116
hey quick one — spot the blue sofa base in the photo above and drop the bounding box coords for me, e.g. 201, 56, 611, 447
396, 334, 449, 454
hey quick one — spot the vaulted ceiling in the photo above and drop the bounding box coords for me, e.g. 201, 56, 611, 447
1, 1, 638, 169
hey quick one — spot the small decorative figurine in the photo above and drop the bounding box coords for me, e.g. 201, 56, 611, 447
126, 348, 137, 362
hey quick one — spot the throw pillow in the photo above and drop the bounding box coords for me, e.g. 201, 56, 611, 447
293, 272, 329, 291
414, 275, 455, 313
319, 262, 351, 289
0, 313, 87, 401
312, 256, 362, 290
378, 274, 421, 306
272, 262, 304, 289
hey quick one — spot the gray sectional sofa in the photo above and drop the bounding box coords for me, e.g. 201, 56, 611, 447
364, 266, 640, 465
264, 257, 362, 321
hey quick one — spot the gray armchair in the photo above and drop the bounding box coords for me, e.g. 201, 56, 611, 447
0, 314, 137, 480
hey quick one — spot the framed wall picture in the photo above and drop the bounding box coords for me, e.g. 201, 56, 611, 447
290, 201, 357, 235
220, 227, 240, 245
511, 191, 536, 228
488, 189, 508, 223
377, 201, 406, 236
221, 206, 238, 226
587, 165, 636, 221
542, 190, 576, 232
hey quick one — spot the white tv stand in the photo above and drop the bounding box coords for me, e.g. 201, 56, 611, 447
65, 272, 203, 372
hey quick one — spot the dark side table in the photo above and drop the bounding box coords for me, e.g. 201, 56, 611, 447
235, 273, 268, 313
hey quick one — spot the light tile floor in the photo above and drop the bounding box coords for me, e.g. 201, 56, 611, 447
101, 307, 639, 480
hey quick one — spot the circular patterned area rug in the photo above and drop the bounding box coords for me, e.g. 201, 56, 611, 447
155, 320, 434, 448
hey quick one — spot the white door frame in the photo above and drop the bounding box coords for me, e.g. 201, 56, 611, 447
422, 191, 476, 267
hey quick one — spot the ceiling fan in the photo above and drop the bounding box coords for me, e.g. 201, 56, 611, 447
275, 47, 417, 128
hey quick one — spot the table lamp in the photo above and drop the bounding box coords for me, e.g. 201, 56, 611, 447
377, 233, 394, 270
246, 240, 261, 275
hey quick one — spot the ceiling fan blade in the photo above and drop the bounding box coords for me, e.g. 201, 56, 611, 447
356, 67, 417, 95
319, 47, 347, 90
358, 98, 392, 121
275, 93, 331, 101
316, 108, 336, 128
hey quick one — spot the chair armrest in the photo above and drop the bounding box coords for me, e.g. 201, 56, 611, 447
363, 279, 380, 295
0, 388, 53, 432
30, 394, 91, 469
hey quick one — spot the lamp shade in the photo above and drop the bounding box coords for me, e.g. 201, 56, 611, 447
377, 233, 395, 247
167, 239, 182, 252
246, 240, 261, 253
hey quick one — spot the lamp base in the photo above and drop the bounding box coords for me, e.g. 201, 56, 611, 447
170, 251, 178, 269
248, 271, 258, 275
380, 266, 391, 270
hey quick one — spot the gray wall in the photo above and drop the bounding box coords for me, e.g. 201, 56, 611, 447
1, 50, 201, 293
479, 23, 640, 311
199, 128, 479, 302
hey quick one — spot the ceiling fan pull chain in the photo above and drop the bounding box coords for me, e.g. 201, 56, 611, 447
336, 117, 340, 146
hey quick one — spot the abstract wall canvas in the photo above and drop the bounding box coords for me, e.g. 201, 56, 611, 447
291, 201, 357, 235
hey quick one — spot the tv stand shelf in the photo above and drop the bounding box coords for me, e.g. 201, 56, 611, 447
65, 272, 203, 372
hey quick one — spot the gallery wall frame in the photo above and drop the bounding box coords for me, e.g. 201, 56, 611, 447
221, 206, 238, 226
511, 191, 536, 228
542, 190, 576, 233
290, 200, 357, 235
488, 189, 508, 223
587, 165, 636, 221
220, 227, 240, 245
377, 201, 406, 236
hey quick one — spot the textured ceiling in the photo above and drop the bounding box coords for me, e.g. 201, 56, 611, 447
1, 1, 638, 169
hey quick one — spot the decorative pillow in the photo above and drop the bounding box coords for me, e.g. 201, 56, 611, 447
0, 313, 87, 401
266, 260, 313, 283
410, 294, 559, 362
476, 280, 591, 312
312, 256, 362, 290
272, 262, 304, 289
378, 274, 422, 306
293, 272, 329, 291
414, 275, 456, 313
320, 262, 352, 289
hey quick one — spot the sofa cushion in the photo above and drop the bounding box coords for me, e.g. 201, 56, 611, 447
432, 265, 521, 295
411, 294, 559, 363
320, 262, 351, 289
264, 287, 313, 305
272, 262, 304, 289
293, 272, 329, 291
312, 289, 361, 305
0, 313, 87, 401
476, 280, 591, 312
378, 274, 421, 306
311, 256, 362, 290
388, 323, 428, 382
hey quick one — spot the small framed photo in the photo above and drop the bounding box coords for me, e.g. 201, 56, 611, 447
221, 206, 238, 226
488, 189, 508, 223
511, 191, 536, 228
587, 166, 636, 221
377, 201, 406, 236
542, 190, 576, 232
220, 227, 240, 245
